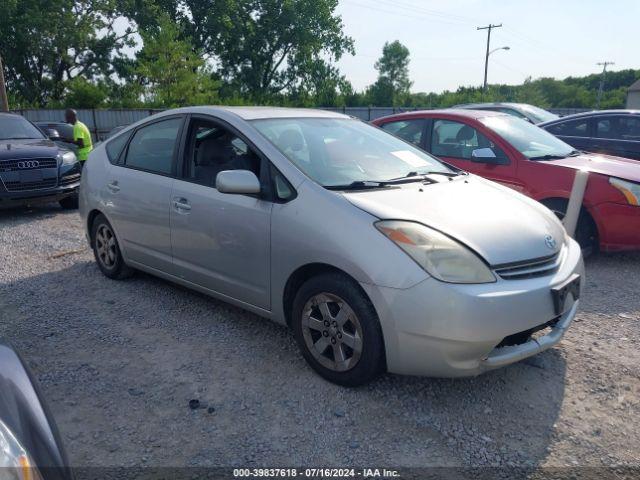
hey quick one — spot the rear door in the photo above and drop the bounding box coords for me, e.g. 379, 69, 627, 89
103, 115, 184, 273
426, 117, 523, 191
543, 117, 592, 152
594, 115, 640, 160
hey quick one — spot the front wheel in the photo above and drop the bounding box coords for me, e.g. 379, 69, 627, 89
292, 273, 385, 387
91, 214, 134, 280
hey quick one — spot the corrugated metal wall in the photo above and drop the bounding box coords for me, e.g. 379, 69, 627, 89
11, 106, 592, 140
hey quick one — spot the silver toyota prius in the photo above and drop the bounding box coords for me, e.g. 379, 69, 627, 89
79, 107, 584, 386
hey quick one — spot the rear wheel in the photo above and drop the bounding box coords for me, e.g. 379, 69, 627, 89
91, 214, 134, 279
291, 273, 385, 387
542, 199, 597, 257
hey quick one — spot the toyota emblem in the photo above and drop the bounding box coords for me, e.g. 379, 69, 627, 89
17, 160, 40, 169
544, 235, 557, 250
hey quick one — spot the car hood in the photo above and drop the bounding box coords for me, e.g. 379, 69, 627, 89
342, 175, 565, 266
549, 153, 640, 183
0, 138, 61, 161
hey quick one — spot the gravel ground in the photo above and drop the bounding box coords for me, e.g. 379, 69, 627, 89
0, 204, 639, 476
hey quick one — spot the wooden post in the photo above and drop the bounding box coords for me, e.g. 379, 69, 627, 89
0, 54, 9, 112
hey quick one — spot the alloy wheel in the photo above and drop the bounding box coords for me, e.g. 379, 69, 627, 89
95, 224, 117, 269
301, 293, 364, 372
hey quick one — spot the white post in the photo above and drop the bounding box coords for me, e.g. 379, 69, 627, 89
563, 169, 589, 238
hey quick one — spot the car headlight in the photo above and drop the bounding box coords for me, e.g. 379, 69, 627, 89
0, 419, 41, 480
59, 151, 77, 166
375, 220, 496, 284
609, 177, 640, 206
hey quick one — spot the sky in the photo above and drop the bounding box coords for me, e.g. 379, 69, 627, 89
334, 0, 640, 93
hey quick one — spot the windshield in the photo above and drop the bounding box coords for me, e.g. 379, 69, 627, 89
0, 115, 46, 140
252, 118, 452, 187
518, 104, 559, 123
480, 115, 574, 160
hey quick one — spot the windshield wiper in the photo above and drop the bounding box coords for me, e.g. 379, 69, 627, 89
568, 150, 582, 156
383, 170, 464, 184
529, 154, 569, 161
325, 180, 390, 191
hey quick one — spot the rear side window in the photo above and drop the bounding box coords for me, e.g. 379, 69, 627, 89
124, 118, 182, 175
380, 119, 425, 146
546, 119, 588, 137
431, 119, 508, 162
596, 116, 640, 141
105, 132, 130, 164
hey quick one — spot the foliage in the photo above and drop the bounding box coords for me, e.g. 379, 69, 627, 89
0, 0, 135, 106
369, 40, 412, 106
133, 15, 220, 108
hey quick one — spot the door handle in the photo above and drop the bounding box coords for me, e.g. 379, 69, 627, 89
107, 181, 120, 193
172, 198, 191, 212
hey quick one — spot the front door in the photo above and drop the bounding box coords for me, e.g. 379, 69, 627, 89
594, 115, 640, 160
170, 116, 272, 309
104, 116, 184, 273
428, 118, 523, 192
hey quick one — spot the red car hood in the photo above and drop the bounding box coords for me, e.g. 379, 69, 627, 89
550, 153, 640, 183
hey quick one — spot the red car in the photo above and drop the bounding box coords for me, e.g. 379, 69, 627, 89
373, 109, 640, 253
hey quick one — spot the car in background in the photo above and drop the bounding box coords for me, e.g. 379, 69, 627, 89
373, 109, 640, 254
0, 113, 81, 209
539, 110, 640, 161
453, 102, 559, 124
34, 121, 78, 152
81, 106, 583, 386
0, 340, 72, 480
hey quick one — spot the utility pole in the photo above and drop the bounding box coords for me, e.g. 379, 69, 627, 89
0, 54, 8, 112
478, 23, 502, 94
595, 61, 614, 110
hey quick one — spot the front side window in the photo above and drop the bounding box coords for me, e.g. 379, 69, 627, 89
183, 119, 261, 187
124, 117, 182, 175
597, 116, 640, 141
380, 119, 425, 146
0, 116, 45, 140
431, 119, 507, 161
545, 118, 588, 137
252, 118, 451, 188
106, 131, 131, 164
481, 115, 575, 160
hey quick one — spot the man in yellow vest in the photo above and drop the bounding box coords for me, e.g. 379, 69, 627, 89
65, 109, 93, 169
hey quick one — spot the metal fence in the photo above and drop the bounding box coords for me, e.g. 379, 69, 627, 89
12, 106, 592, 141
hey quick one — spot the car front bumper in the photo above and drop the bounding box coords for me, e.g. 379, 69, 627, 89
0, 182, 80, 208
361, 238, 584, 377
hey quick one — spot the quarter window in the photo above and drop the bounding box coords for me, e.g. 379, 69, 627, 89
380, 119, 425, 146
546, 119, 588, 137
431, 119, 507, 161
183, 119, 261, 188
124, 118, 182, 175
596, 116, 640, 141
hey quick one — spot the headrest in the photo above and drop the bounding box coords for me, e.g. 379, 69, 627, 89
197, 138, 232, 166
278, 129, 305, 152
456, 125, 476, 141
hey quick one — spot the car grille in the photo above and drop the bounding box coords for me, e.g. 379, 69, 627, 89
60, 173, 81, 185
494, 248, 564, 280
3, 178, 58, 191
0, 157, 58, 172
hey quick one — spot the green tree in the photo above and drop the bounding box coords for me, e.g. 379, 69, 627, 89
181, 0, 354, 101
0, 0, 135, 106
370, 40, 412, 106
62, 77, 108, 108
134, 15, 220, 107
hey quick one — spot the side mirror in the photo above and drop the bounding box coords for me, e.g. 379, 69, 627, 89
471, 148, 498, 163
47, 129, 61, 141
0, 341, 71, 478
216, 170, 261, 195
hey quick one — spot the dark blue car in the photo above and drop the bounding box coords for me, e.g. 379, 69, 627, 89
539, 110, 640, 161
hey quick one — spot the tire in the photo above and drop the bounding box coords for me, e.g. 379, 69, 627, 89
291, 273, 385, 387
59, 194, 79, 210
542, 199, 598, 257
90, 214, 134, 280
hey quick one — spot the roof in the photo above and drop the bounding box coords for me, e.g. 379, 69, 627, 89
453, 102, 523, 108
629, 79, 640, 92
374, 108, 507, 123
183, 106, 350, 120
538, 109, 640, 126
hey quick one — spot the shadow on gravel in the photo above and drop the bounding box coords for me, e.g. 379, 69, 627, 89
0, 202, 76, 226
1, 261, 567, 469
